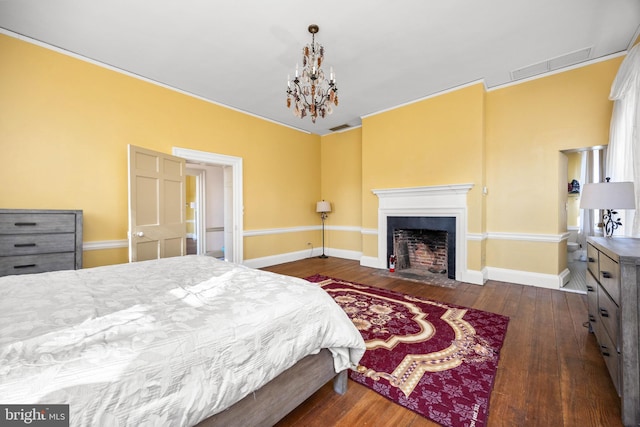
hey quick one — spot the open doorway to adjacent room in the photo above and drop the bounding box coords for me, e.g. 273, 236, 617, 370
173, 147, 244, 264
560, 146, 606, 293
185, 165, 225, 258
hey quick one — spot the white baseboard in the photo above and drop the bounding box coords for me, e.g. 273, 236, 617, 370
459, 268, 487, 285
485, 266, 565, 289
83, 241, 569, 290
325, 248, 362, 261
243, 248, 318, 269
243, 247, 363, 269
360, 255, 384, 269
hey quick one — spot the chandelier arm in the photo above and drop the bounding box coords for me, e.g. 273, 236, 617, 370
288, 80, 337, 104
289, 80, 316, 109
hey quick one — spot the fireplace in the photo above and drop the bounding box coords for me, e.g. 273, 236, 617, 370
370, 184, 476, 284
387, 216, 456, 279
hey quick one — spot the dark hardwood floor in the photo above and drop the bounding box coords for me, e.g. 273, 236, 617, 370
263, 257, 622, 427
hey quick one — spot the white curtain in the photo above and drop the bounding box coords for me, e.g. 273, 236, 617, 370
606, 43, 640, 237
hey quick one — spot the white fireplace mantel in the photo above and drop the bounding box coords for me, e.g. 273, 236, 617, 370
371, 183, 478, 283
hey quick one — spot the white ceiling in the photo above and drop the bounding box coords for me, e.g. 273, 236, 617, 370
1, 0, 639, 135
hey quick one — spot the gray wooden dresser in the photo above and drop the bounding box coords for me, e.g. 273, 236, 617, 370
586, 237, 639, 426
0, 209, 83, 276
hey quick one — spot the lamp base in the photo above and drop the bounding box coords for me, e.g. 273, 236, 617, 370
318, 254, 329, 259
603, 209, 622, 237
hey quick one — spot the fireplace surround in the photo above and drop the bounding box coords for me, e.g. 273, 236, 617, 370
372, 184, 475, 283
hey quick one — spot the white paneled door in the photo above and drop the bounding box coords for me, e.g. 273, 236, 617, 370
128, 145, 186, 262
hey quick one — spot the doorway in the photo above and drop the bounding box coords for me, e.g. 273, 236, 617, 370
173, 147, 244, 264
560, 146, 606, 293
185, 164, 225, 257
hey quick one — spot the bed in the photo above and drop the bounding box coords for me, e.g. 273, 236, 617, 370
0, 255, 365, 426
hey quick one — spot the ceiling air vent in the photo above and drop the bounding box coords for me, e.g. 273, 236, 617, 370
511, 47, 592, 82
548, 47, 591, 70
329, 124, 351, 132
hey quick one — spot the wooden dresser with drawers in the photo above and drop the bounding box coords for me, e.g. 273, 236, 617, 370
586, 237, 640, 426
0, 209, 83, 276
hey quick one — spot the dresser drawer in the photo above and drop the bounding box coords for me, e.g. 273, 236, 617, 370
595, 319, 620, 396
586, 243, 599, 277
587, 237, 640, 425
0, 213, 77, 234
598, 252, 620, 305
597, 283, 619, 350
586, 270, 598, 328
0, 233, 76, 256
0, 253, 76, 276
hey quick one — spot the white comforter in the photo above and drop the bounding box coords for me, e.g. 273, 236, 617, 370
0, 256, 365, 426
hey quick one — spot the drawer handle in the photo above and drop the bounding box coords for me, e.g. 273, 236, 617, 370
588, 257, 596, 263
588, 314, 596, 322
601, 271, 612, 279
14, 243, 36, 248
600, 345, 610, 357
599, 308, 609, 318
14, 222, 37, 226
586, 285, 594, 292
14, 264, 36, 269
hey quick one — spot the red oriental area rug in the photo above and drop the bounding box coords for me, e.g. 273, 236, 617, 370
305, 275, 510, 427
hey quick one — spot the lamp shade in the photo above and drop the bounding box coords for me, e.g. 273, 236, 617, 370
580, 181, 636, 209
316, 200, 331, 213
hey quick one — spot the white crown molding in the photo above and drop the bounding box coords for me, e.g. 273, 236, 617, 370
362, 81, 486, 119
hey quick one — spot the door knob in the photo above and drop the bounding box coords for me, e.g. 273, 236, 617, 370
136, 231, 144, 237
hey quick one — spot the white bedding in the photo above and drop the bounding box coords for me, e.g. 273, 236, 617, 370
0, 256, 365, 426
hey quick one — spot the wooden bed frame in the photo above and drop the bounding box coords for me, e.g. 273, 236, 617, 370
197, 348, 347, 426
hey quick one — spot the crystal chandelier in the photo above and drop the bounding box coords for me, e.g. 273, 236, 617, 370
286, 25, 338, 123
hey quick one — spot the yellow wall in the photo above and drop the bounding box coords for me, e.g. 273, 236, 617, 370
0, 34, 320, 267
484, 57, 621, 274
360, 83, 486, 269
0, 32, 625, 282
319, 127, 363, 253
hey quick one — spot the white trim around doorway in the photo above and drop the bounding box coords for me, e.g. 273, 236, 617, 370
172, 147, 244, 264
